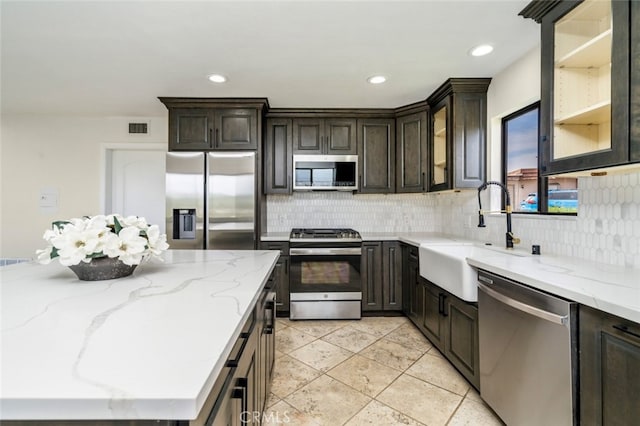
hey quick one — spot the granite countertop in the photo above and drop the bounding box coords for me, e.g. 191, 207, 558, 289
0, 249, 279, 421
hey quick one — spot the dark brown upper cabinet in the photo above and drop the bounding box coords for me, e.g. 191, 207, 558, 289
264, 118, 292, 194
632, 0, 640, 163
395, 102, 429, 193
426, 78, 491, 191
521, 0, 638, 175
357, 118, 396, 193
159, 98, 268, 151
215, 108, 258, 150
292, 118, 357, 155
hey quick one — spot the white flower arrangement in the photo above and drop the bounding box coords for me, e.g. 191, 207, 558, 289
36, 214, 169, 266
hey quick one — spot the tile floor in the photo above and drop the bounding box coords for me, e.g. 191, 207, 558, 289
265, 316, 504, 425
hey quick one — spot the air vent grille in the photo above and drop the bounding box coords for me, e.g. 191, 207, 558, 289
128, 123, 148, 134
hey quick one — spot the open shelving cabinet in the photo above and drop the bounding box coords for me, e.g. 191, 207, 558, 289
553, 0, 612, 160
522, 0, 633, 175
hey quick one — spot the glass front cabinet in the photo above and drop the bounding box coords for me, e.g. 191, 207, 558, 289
427, 78, 491, 191
521, 0, 639, 175
431, 103, 448, 189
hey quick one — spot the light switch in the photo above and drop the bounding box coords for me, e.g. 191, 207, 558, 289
39, 188, 58, 213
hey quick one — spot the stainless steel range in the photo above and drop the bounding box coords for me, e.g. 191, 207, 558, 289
289, 228, 362, 320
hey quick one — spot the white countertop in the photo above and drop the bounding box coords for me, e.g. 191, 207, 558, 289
267, 229, 637, 323
0, 249, 279, 421
358, 232, 475, 247
260, 232, 290, 242
464, 246, 640, 324
259, 231, 465, 246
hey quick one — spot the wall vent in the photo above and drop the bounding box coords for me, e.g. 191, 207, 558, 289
128, 122, 148, 134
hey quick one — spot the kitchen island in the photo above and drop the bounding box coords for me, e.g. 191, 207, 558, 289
0, 249, 279, 423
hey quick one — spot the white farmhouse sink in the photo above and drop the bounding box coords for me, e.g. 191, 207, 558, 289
418, 244, 481, 302
418, 243, 530, 302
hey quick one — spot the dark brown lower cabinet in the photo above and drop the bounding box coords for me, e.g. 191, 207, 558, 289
206, 307, 259, 426
420, 278, 479, 389
273, 256, 289, 316
401, 244, 412, 315
445, 295, 479, 390
362, 241, 403, 312
421, 277, 445, 347
402, 244, 421, 321
208, 276, 276, 425
401, 245, 478, 388
382, 242, 402, 310
579, 305, 640, 426
258, 278, 276, 415
259, 241, 290, 316
362, 242, 383, 311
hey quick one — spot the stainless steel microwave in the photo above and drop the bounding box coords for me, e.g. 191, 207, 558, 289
293, 155, 358, 191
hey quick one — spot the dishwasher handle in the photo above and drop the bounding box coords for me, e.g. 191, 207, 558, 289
478, 282, 569, 325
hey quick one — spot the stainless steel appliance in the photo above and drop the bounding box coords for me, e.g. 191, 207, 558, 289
166, 152, 256, 250
293, 155, 358, 191
478, 270, 577, 426
289, 228, 362, 320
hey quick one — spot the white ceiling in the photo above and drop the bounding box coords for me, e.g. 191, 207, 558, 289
0, 0, 540, 117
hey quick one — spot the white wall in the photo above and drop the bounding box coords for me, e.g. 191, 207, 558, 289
486, 46, 541, 183
0, 115, 167, 258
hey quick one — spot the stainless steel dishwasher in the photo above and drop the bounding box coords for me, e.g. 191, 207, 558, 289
478, 270, 578, 426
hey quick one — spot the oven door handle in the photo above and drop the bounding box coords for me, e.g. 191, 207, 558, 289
290, 247, 362, 256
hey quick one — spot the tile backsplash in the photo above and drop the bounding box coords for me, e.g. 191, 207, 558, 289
267, 170, 640, 269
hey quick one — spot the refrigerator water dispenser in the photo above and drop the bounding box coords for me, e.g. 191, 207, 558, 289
173, 209, 196, 239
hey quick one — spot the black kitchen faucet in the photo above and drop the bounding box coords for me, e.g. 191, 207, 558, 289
477, 181, 520, 249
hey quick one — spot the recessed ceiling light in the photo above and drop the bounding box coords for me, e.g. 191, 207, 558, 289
208, 74, 227, 83
367, 75, 387, 84
470, 44, 494, 57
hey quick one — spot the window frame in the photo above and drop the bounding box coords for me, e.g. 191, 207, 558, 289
501, 101, 577, 216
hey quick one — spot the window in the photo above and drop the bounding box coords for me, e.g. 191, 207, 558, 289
502, 102, 578, 214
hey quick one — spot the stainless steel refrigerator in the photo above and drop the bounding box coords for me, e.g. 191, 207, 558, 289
166, 152, 256, 250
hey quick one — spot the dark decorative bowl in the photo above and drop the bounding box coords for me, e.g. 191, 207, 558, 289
68, 256, 137, 281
